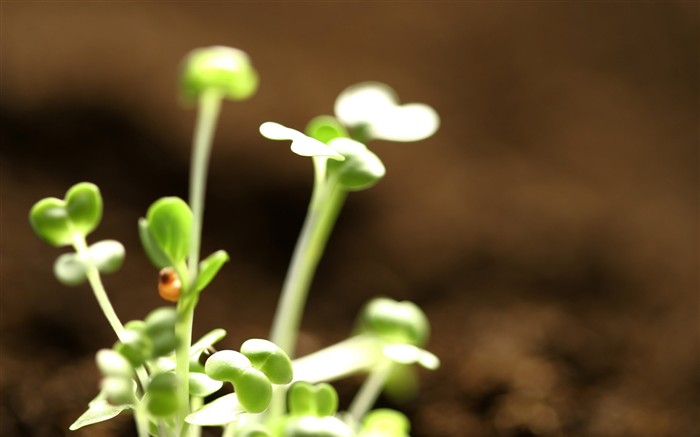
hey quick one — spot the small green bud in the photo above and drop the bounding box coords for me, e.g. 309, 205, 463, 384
240, 339, 293, 384
288, 382, 338, 418
327, 139, 385, 191
180, 46, 258, 101
145, 307, 178, 335
87, 240, 125, 274
147, 372, 178, 417
53, 252, 87, 286
305, 116, 348, 144
358, 298, 430, 346
115, 328, 153, 367
96, 349, 133, 378
361, 409, 410, 437
101, 376, 135, 406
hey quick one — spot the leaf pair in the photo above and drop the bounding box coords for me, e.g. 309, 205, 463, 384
260, 120, 386, 191
54, 240, 125, 286
30, 182, 102, 247
357, 297, 430, 347
115, 307, 179, 368
140, 197, 229, 297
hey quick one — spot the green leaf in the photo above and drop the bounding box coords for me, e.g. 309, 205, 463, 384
194, 250, 229, 293
29, 197, 72, 247
288, 382, 338, 417
96, 349, 133, 378
357, 297, 430, 346
145, 197, 192, 265
65, 182, 103, 235
204, 350, 272, 413
360, 409, 410, 437
180, 46, 259, 102
189, 372, 224, 397
88, 240, 125, 274
138, 218, 171, 269
101, 376, 136, 406
240, 338, 293, 384
382, 344, 440, 370
146, 372, 178, 417
185, 393, 244, 426
53, 252, 87, 286
29, 182, 103, 247
259, 122, 345, 160
305, 116, 348, 144
69, 392, 131, 431
334, 81, 439, 142
327, 138, 385, 191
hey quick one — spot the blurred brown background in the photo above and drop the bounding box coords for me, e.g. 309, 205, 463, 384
1, 2, 698, 436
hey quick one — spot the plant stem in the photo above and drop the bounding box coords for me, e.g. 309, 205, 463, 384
291, 335, 381, 383
269, 178, 347, 356
174, 89, 223, 435
347, 358, 393, 423
71, 233, 125, 339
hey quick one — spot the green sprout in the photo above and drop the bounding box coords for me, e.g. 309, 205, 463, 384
28, 45, 440, 437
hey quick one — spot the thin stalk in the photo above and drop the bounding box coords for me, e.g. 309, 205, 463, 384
269, 178, 347, 356
291, 335, 381, 383
71, 233, 151, 433
71, 233, 124, 338
347, 358, 393, 423
174, 89, 223, 435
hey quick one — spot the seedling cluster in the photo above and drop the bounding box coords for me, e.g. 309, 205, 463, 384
29, 46, 440, 437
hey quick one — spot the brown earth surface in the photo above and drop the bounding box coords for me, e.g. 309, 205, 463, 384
1, 3, 698, 437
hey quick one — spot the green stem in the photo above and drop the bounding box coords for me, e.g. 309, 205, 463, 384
71, 233, 124, 339
291, 335, 381, 383
347, 358, 393, 423
269, 178, 347, 356
175, 89, 223, 435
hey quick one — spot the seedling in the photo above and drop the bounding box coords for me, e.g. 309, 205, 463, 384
29, 45, 440, 437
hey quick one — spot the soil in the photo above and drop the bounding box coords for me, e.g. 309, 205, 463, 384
1, 3, 698, 437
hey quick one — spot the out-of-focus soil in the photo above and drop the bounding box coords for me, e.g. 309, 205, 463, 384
1, 3, 698, 437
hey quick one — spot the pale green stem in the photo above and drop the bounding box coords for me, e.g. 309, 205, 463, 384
175, 89, 223, 436
347, 358, 394, 423
269, 178, 347, 356
71, 233, 151, 433
71, 233, 124, 338
189, 397, 203, 437
134, 399, 150, 437
291, 335, 381, 383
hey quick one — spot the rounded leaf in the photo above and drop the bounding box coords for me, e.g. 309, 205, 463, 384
357, 298, 430, 346
205, 350, 252, 382
29, 197, 72, 247
145, 307, 178, 335
305, 116, 348, 144
189, 372, 224, 397
88, 240, 125, 274
327, 138, 385, 191
234, 368, 272, 413
147, 372, 178, 417
236, 423, 271, 437
53, 252, 87, 286
145, 197, 192, 265
194, 250, 230, 293
361, 409, 410, 437
181, 46, 258, 101
240, 339, 293, 384
288, 382, 338, 417
334, 82, 439, 142
65, 182, 103, 235
138, 218, 171, 269
96, 349, 133, 378
115, 328, 153, 367
101, 376, 135, 406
